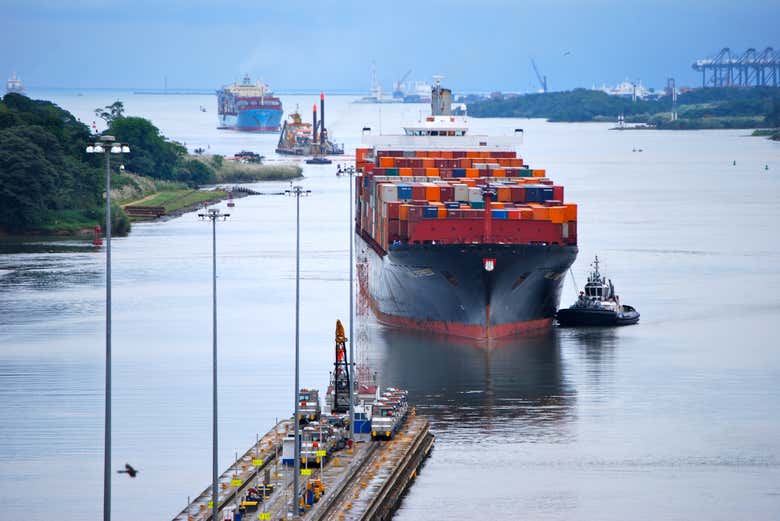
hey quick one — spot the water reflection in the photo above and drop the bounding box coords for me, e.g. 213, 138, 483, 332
363, 324, 576, 443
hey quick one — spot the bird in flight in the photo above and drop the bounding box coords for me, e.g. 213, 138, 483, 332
117, 463, 139, 478
563, 51, 572, 56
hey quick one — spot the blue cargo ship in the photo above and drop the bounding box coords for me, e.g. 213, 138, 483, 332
217, 75, 283, 132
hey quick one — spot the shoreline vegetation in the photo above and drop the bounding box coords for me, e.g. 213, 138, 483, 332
0, 94, 302, 237
468, 87, 780, 132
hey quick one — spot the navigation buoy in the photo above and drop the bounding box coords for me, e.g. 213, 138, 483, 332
733, 160, 736, 166
92, 225, 103, 246
766, 164, 769, 171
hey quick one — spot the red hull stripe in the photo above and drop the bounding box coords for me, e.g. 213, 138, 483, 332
368, 296, 551, 340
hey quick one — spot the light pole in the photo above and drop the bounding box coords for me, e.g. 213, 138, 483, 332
346, 165, 356, 440
285, 185, 310, 519
198, 207, 230, 521
86, 135, 129, 521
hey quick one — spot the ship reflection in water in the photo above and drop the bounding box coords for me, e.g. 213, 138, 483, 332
363, 324, 578, 442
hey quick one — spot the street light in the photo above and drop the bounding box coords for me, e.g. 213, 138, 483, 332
285, 185, 310, 519
345, 165, 356, 441
197, 207, 230, 521
85, 134, 129, 521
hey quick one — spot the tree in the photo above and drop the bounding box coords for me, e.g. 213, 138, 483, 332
0, 129, 59, 228
107, 116, 186, 179
95, 101, 125, 125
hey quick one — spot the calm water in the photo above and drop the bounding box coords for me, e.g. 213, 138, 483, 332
1, 91, 779, 520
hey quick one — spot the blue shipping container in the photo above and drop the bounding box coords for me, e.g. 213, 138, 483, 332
491, 209, 508, 219
397, 185, 413, 200
453, 168, 466, 178
445, 202, 461, 209
423, 206, 439, 218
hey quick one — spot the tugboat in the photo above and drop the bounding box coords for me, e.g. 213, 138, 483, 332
555, 256, 640, 327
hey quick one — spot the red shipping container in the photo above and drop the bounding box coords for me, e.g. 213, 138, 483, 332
439, 185, 455, 202
407, 206, 424, 221
553, 185, 564, 202
509, 186, 526, 202
439, 168, 453, 179
387, 202, 400, 219
388, 219, 400, 239
399, 221, 409, 239
411, 185, 427, 200
411, 167, 426, 176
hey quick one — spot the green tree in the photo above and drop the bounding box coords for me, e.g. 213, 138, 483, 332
95, 101, 125, 125
107, 116, 186, 179
0, 127, 59, 228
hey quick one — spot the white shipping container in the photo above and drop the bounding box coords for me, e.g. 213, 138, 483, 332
468, 187, 483, 203
379, 183, 398, 202
454, 184, 469, 202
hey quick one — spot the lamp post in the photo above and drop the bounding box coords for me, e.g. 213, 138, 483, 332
197, 207, 230, 521
85, 135, 129, 521
285, 185, 310, 519
345, 165, 356, 440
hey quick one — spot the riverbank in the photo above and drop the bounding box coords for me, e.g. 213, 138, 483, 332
123, 188, 233, 222
468, 87, 780, 129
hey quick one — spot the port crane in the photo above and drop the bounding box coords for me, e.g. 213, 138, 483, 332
393, 69, 412, 98
530, 58, 548, 93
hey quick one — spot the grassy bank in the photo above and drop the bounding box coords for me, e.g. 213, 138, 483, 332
123, 188, 228, 220
191, 154, 302, 183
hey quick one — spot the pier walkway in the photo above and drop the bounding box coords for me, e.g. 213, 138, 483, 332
172, 415, 432, 521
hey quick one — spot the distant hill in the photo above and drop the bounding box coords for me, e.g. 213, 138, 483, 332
468, 87, 780, 129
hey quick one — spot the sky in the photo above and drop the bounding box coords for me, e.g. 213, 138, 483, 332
1, 0, 778, 93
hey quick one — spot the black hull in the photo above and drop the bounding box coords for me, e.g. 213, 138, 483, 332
555, 308, 640, 327
360, 241, 578, 339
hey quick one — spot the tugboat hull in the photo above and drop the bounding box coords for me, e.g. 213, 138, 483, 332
555, 307, 639, 327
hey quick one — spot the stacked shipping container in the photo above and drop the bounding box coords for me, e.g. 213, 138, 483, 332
355, 148, 578, 253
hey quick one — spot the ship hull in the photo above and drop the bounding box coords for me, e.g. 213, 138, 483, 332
218, 108, 282, 132
360, 241, 578, 340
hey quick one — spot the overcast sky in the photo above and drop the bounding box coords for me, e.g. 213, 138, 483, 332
1, 0, 778, 93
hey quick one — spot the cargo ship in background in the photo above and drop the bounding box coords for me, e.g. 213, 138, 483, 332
6, 72, 25, 95
354, 81, 578, 340
216, 74, 283, 132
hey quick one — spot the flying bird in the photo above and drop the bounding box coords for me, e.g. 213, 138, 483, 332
117, 463, 138, 478
563, 51, 572, 56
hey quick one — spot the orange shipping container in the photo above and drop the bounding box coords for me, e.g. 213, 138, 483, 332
548, 206, 566, 224
491, 202, 505, 209
532, 169, 546, 178
564, 203, 578, 221
399, 167, 413, 176
379, 156, 395, 168
493, 168, 506, 178
506, 209, 521, 219
437, 207, 447, 218
425, 167, 440, 177
466, 168, 479, 178
399, 204, 411, 221
466, 151, 480, 158
422, 158, 435, 168
497, 186, 511, 201
532, 206, 550, 220
425, 185, 441, 201
519, 209, 534, 220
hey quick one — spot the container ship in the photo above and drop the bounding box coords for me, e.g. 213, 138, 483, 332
354, 82, 578, 340
216, 74, 283, 132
